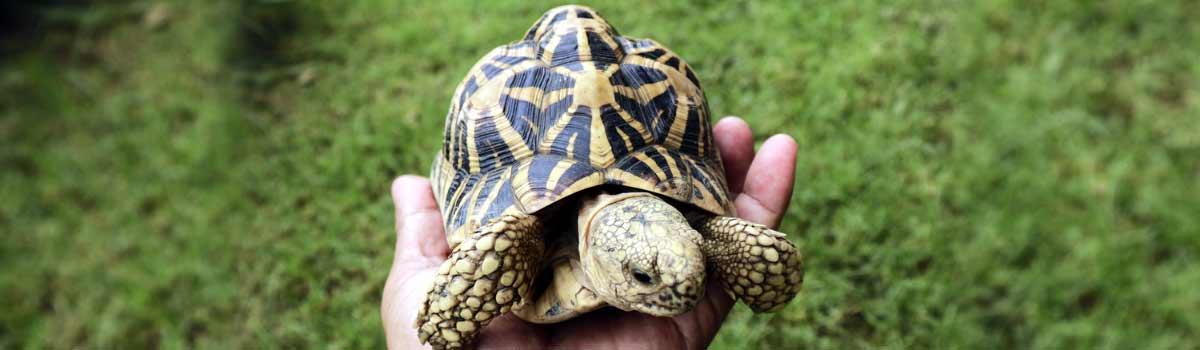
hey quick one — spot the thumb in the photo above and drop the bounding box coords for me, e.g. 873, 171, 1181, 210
392, 175, 450, 262
383, 175, 449, 350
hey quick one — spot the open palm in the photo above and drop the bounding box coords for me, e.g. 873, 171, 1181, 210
382, 117, 799, 349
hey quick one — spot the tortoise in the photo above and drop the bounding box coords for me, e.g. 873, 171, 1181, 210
416, 5, 804, 349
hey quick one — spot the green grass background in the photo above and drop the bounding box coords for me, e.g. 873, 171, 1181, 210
2, 0, 1198, 348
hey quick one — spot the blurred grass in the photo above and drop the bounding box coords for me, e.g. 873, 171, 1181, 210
2, 0, 1198, 348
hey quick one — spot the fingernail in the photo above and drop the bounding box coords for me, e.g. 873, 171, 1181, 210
716, 116, 750, 130
764, 134, 797, 148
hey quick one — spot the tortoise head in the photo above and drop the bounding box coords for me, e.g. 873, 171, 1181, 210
578, 192, 706, 316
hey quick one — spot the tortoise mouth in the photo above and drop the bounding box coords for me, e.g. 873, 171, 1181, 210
629, 286, 703, 316
631, 298, 697, 316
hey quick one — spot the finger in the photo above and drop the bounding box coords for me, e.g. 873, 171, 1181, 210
713, 117, 755, 195
672, 278, 735, 349
733, 135, 798, 228
392, 175, 450, 260
384, 175, 449, 350
382, 269, 437, 350
553, 308, 686, 349
473, 314, 548, 349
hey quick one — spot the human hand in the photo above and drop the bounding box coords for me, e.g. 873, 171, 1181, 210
382, 116, 798, 349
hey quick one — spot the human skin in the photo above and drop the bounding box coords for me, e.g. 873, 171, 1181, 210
382, 117, 799, 349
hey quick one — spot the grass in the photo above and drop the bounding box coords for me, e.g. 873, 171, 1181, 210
2, 0, 1198, 348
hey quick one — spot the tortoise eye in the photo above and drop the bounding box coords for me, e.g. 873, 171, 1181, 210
631, 268, 654, 285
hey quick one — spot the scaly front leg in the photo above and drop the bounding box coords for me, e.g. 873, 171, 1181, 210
415, 214, 544, 349
697, 216, 804, 312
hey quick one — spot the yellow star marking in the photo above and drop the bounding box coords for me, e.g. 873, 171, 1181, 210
540, 29, 564, 64
632, 151, 667, 181
615, 108, 654, 144
664, 94, 692, 150
544, 159, 574, 193
565, 133, 579, 159
538, 106, 579, 154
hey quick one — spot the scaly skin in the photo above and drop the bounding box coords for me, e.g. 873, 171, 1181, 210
416, 194, 804, 349
579, 193, 707, 316
581, 193, 803, 315
697, 216, 804, 312
415, 214, 544, 349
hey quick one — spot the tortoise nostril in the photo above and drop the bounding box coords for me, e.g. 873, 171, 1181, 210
631, 268, 654, 285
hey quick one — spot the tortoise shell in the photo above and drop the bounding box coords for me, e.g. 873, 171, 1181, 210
432, 5, 734, 248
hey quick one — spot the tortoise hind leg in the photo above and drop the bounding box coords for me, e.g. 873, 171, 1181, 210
416, 214, 544, 349
697, 216, 804, 312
